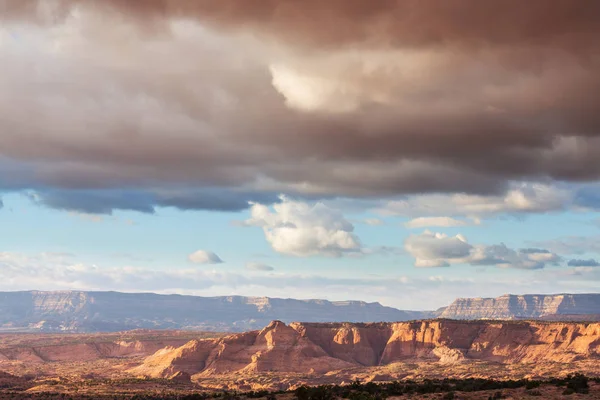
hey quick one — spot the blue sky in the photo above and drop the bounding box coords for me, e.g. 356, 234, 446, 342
2, 190, 599, 310
1, 1, 600, 310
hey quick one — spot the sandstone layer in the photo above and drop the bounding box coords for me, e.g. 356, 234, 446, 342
439, 293, 600, 320
132, 320, 600, 380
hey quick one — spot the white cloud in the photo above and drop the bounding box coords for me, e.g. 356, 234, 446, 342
270, 64, 363, 113
246, 262, 275, 271
188, 250, 223, 264
244, 196, 361, 257
404, 217, 475, 229
380, 183, 571, 218
469, 245, 561, 270
404, 231, 560, 270
404, 231, 471, 268
0, 251, 598, 311
68, 212, 104, 223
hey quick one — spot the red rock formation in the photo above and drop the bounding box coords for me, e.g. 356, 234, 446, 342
131, 320, 600, 379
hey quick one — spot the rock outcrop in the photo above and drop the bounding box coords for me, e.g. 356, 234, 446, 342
0, 338, 190, 363
439, 294, 600, 320
131, 320, 600, 379
0, 291, 427, 333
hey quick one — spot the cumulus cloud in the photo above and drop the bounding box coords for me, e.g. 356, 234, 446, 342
244, 197, 361, 257
568, 259, 600, 267
404, 231, 472, 268
0, 2, 599, 213
187, 250, 223, 265
245, 262, 275, 272
404, 231, 560, 269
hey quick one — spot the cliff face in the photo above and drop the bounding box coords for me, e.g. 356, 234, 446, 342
1, 291, 598, 333
131, 320, 600, 379
0, 291, 426, 333
439, 294, 600, 320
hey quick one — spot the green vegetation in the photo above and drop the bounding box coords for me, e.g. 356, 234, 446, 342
1, 374, 598, 399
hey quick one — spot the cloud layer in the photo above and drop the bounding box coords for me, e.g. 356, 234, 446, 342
405, 231, 560, 270
0, 251, 598, 310
0, 1, 599, 213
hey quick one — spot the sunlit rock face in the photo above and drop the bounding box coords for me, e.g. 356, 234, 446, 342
132, 319, 600, 378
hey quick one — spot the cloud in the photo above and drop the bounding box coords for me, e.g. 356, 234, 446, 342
532, 236, 600, 256
68, 212, 104, 223
187, 250, 223, 265
469, 245, 561, 270
245, 262, 275, 272
5, 1, 600, 51
27, 188, 279, 215
363, 218, 384, 226
244, 196, 361, 257
568, 259, 600, 267
404, 231, 560, 269
404, 217, 475, 229
1, 251, 599, 310
0, 2, 598, 213
380, 183, 573, 218
404, 231, 472, 268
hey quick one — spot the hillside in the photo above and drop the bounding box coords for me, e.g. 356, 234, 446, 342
0, 291, 427, 332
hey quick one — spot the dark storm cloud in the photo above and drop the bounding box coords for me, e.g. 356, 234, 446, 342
4, 0, 600, 50
1, 0, 600, 213
28, 189, 280, 214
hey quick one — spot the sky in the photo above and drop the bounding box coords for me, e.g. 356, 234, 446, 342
1, 0, 600, 310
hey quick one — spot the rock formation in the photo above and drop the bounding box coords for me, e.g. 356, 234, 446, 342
0, 337, 191, 363
131, 320, 600, 379
0, 291, 599, 333
439, 293, 600, 320
0, 291, 428, 333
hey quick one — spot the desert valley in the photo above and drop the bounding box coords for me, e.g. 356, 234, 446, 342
0, 292, 599, 399
3, 0, 600, 398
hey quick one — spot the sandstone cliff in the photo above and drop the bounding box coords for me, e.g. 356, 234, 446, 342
0, 291, 427, 333
131, 320, 600, 379
439, 293, 600, 320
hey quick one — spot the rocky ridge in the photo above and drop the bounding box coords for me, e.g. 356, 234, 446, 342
131, 319, 600, 380
0, 291, 427, 333
1, 291, 599, 333
439, 293, 600, 320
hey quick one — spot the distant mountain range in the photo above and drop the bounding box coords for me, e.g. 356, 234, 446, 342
0, 291, 429, 332
0, 291, 598, 333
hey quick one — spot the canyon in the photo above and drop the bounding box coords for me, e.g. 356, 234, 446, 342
132, 319, 600, 383
1, 291, 600, 333
0, 319, 598, 396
